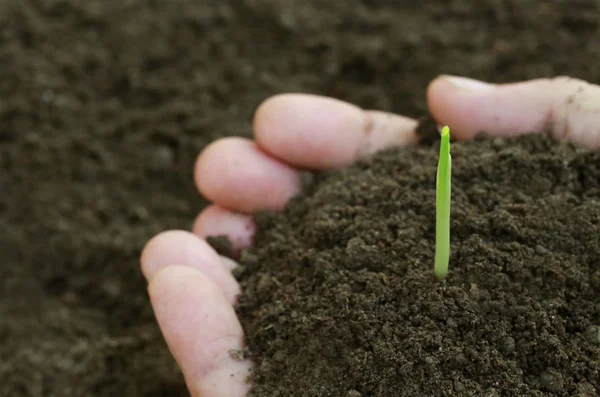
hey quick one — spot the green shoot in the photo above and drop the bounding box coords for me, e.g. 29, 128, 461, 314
435, 125, 452, 280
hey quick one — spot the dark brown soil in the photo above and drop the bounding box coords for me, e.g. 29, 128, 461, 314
2, 0, 600, 396
236, 131, 600, 396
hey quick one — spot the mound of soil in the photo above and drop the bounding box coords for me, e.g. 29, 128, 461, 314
236, 130, 600, 396
3, 0, 600, 395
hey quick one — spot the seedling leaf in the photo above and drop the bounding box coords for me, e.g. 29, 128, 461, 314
435, 125, 452, 280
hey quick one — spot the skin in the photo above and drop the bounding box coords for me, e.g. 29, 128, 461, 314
140, 74, 600, 396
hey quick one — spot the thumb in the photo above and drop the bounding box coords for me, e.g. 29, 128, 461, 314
427, 75, 600, 148
148, 266, 251, 397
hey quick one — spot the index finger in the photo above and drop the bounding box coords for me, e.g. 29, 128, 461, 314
253, 94, 419, 170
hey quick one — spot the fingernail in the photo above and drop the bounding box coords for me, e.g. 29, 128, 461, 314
440, 75, 493, 91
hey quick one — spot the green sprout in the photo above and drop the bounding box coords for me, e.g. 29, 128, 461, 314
435, 125, 452, 280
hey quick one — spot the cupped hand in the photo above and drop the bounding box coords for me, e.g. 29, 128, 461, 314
140, 75, 600, 396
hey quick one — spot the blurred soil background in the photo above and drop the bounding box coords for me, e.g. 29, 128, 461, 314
0, 1, 599, 396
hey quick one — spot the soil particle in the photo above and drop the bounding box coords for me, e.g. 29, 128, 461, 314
207, 235, 236, 258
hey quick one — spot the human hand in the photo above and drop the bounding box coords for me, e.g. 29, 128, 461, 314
140, 75, 600, 396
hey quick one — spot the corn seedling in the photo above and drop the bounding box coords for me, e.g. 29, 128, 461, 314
435, 126, 452, 280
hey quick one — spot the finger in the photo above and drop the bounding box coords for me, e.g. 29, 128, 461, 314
219, 255, 239, 271
427, 75, 600, 148
141, 230, 240, 304
195, 137, 302, 213
193, 204, 255, 254
148, 265, 251, 397
254, 93, 419, 169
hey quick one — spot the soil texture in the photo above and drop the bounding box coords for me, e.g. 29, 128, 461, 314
2, 0, 600, 396
236, 132, 600, 396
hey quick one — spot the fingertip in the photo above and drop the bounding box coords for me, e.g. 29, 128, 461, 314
194, 138, 238, 206
426, 76, 481, 140
140, 232, 172, 281
195, 137, 302, 213
193, 204, 255, 254
147, 263, 193, 300
141, 230, 217, 281
220, 255, 239, 271
141, 230, 239, 303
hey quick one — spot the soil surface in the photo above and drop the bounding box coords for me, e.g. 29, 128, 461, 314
237, 132, 600, 396
2, 0, 600, 396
